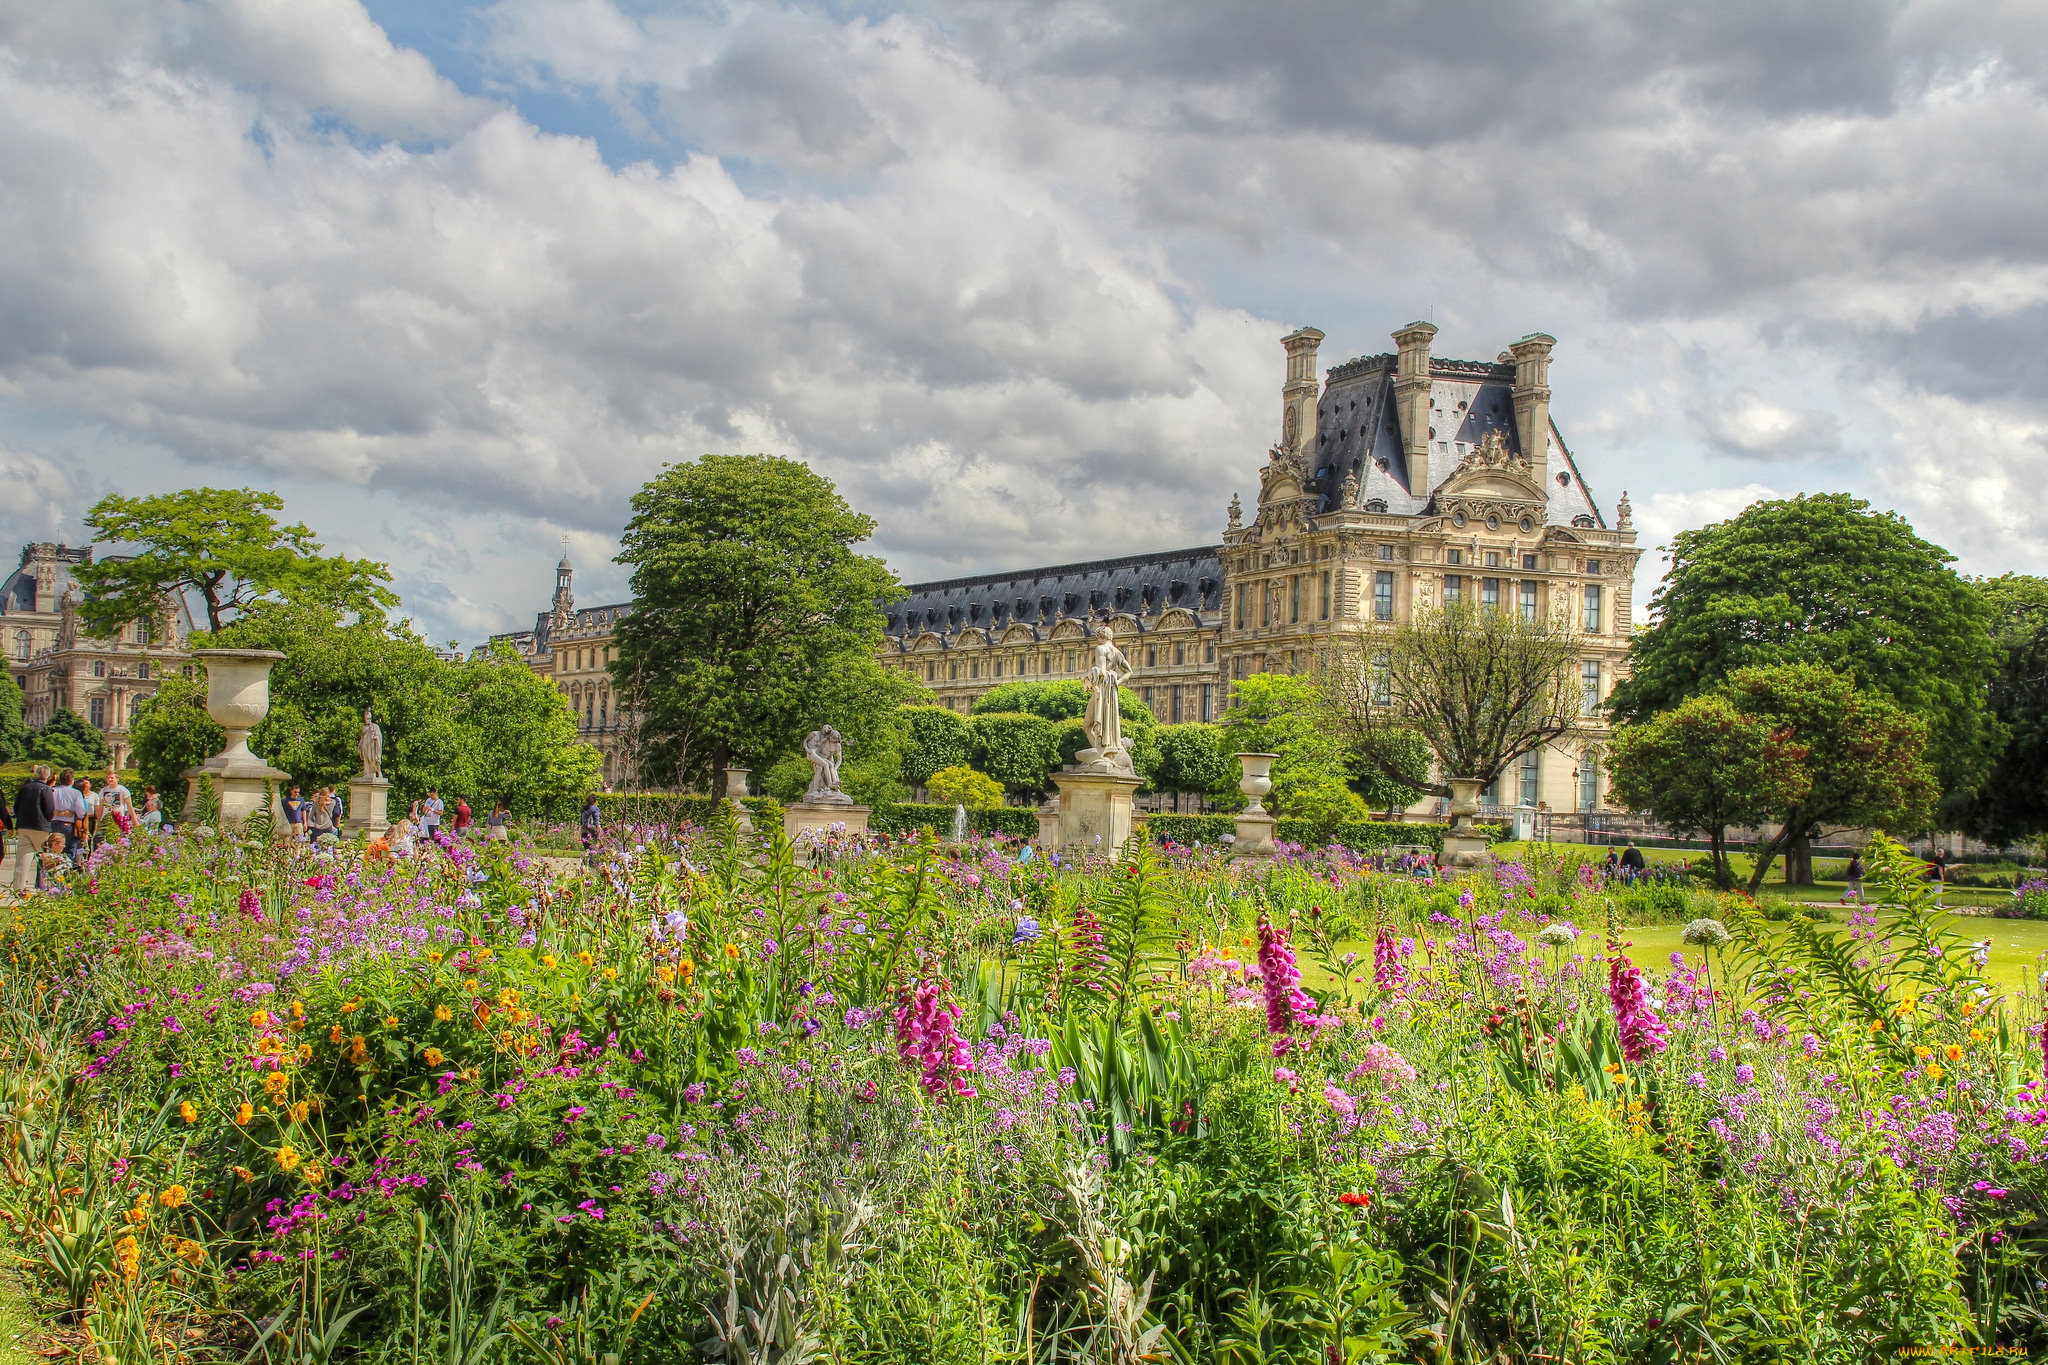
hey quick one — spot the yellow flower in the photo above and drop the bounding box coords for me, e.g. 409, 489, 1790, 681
178, 1101, 197, 1123
541, 954, 557, 969
114, 1234, 139, 1281
1944, 1044, 1964, 1063
158, 1185, 186, 1209
1914, 1046, 1932, 1060
475, 948, 494, 961
423, 1047, 444, 1066
124, 1197, 149, 1225
287, 1101, 310, 1123
427, 951, 443, 965
462, 979, 479, 995
1896, 996, 1917, 1017
290, 1000, 305, 1019
173, 1237, 206, 1266
603, 967, 618, 981
329, 1024, 345, 1044
383, 1016, 399, 1029
276, 1146, 301, 1172
1925, 1062, 1947, 1082
1961, 1001, 1979, 1018
263, 1071, 290, 1098
301, 1161, 325, 1187
1970, 1028, 1987, 1043
249, 1010, 270, 1028
297, 1044, 312, 1063
577, 951, 594, 966
678, 959, 695, 983
234, 1103, 253, 1127
341, 999, 360, 1013
722, 944, 740, 960
347, 1036, 368, 1066
655, 965, 675, 985
435, 1004, 453, 1022
498, 988, 520, 1008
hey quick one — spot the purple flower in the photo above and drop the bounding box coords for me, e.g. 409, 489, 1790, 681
1735, 1064, 1755, 1085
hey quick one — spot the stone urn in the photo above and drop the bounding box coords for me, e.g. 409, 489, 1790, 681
183, 649, 290, 827
1236, 753, 1277, 815
723, 766, 753, 833
1232, 752, 1278, 857
1441, 776, 1490, 869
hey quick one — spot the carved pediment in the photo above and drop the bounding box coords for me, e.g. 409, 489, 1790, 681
1434, 430, 1547, 530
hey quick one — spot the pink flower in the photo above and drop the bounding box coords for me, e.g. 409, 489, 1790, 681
1257, 917, 1318, 1056
1608, 955, 1669, 1062
893, 979, 977, 1099
1372, 929, 1406, 990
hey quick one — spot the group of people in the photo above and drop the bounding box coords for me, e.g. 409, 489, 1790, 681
280, 784, 513, 856
5, 764, 165, 890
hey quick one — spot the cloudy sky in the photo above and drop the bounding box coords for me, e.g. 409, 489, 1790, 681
2, 0, 2044, 645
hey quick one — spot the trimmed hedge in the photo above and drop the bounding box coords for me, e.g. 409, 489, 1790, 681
591, 792, 784, 828
871, 803, 1038, 838
1144, 814, 1236, 846
1144, 813, 1512, 854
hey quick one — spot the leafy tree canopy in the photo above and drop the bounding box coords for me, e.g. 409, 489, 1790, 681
611, 455, 905, 789
899, 705, 973, 788
129, 676, 219, 799
1950, 575, 2048, 848
0, 676, 25, 764
1607, 692, 1810, 888
1215, 674, 1368, 823
28, 707, 112, 773
972, 679, 1154, 728
968, 711, 1063, 796
74, 487, 396, 635
1149, 724, 1233, 799
925, 764, 1004, 810
1607, 493, 1996, 794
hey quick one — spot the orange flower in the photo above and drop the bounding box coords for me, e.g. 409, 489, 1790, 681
158, 1185, 187, 1209
249, 1010, 270, 1028
422, 1047, 444, 1066
296, 1044, 313, 1063
1925, 1062, 1947, 1082
178, 1101, 197, 1123
602, 967, 618, 981
329, 1024, 344, 1044
173, 1237, 206, 1266
471, 1001, 493, 1028
276, 1146, 300, 1173
434, 1004, 453, 1022
286, 1101, 309, 1124
262, 1071, 290, 1098
231, 1166, 254, 1182
234, 1103, 253, 1127
347, 1035, 369, 1066
301, 1161, 325, 1187
498, 988, 521, 1008
577, 951, 594, 966
678, 959, 695, 983
655, 965, 675, 985
290, 1000, 305, 1019
114, 1234, 139, 1282
383, 1016, 399, 1029
1944, 1044, 1965, 1063
427, 951, 443, 965
540, 954, 558, 969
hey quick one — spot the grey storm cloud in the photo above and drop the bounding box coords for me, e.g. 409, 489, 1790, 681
0, 0, 2043, 644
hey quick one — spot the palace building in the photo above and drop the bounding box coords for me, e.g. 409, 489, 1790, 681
2, 542, 197, 770
491, 547, 638, 789
878, 322, 1643, 823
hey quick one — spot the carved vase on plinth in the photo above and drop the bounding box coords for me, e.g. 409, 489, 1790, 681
182, 649, 291, 828
1441, 776, 1491, 869
1231, 752, 1278, 858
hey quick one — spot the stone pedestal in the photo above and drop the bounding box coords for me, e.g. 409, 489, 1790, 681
723, 767, 753, 833
346, 777, 391, 837
784, 802, 869, 841
1441, 776, 1491, 869
1034, 799, 1062, 848
182, 648, 290, 828
1051, 770, 1142, 851
1231, 752, 1279, 859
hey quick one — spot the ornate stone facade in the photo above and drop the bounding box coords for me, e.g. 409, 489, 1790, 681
1, 543, 196, 769
880, 322, 1642, 824
490, 548, 637, 788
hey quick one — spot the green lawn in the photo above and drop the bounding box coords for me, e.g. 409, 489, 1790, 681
1488, 840, 2029, 910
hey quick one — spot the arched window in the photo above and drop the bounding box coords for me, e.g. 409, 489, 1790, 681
13, 630, 28, 660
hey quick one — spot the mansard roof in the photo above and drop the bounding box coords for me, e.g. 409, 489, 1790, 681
1311, 354, 1604, 528
886, 545, 1223, 648
492, 600, 632, 655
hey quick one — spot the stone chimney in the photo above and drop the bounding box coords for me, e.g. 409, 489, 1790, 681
1279, 327, 1324, 457
1392, 321, 1437, 491
1509, 333, 1557, 464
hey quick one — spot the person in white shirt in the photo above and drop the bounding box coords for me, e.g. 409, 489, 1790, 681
101, 770, 135, 836
48, 771, 86, 864
420, 789, 445, 846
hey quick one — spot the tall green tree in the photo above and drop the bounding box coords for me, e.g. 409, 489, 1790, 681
1321, 599, 1582, 795
74, 488, 396, 635
968, 711, 1063, 798
1607, 494, 1996, 801
611, 455, 905, 789
0, 675, 25, 763
1214, 674, 1366, 823
1715, 664, 1938, 891
28, 707, 112, 772
129, 676, 220, 799
1607, 693, 1811, 888
1150, 723, 1232, 811
899, 705, 973, 789
1951, 575, 2048, 849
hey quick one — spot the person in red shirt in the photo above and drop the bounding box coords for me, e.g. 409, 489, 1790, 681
453, 797, 473, 838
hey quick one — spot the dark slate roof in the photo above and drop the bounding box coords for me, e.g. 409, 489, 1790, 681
886, 546, 1223, 646
492, 601, 632, 655
1310, 355, 1603, 526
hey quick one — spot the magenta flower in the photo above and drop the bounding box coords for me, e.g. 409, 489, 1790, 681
892, 979, 977, 1099
1256, 918, 1318, 1057
1372, 929, 1406, 990
1608, 955, 1669, 1062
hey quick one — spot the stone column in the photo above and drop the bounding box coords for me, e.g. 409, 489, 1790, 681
181, 648, 290, 829
1231, 752, 1278, 858
723, 767, 753, 833
1034, 797, 1061, 848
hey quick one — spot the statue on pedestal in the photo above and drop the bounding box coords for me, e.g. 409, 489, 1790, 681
802, 726, 850, 804
358, 708, 384, 780
1073, 625, 1135, 776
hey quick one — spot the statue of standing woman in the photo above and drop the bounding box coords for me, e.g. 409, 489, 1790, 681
358, 707, 384, 780
1077, 625, 1134, 775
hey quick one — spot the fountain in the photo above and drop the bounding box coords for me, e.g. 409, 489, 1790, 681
952, 803, 969, 843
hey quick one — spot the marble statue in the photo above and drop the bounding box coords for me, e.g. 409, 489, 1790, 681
1074, 625, 1135, 775
357, 708, 384, 780
1616, 490, 1634, 531
802, 725, 849, 804
1226, 493, 1242, 533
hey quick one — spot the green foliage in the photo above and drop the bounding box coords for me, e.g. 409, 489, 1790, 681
611, 453, 907, 788
1718, 664, 1939, 891
1274, 818, 1452, 853
588, 791, 782, 828
1953, 574, 2048, 846
1607, 492, 1998, 795
868, 803, 1036, 837
898, 705, 972, 787
127, 675, 221, 798
74, 486, 396, 635
1607, 690, 1811, 888
1149, 723, 1232, 798
0, 675, 25, 763
1215, 673, 1364, 821
966, 710, 1062, 795
27, 707, 111, 772
969, 678, 1088, 720
923, 764, 1004, 810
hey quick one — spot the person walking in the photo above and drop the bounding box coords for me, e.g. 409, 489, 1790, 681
140, 786, 162, 832
1844, 852, 1865, 904
452, 796, 473, 839
579, 795, 601, 856
420, 789, 445, 846
48, 770, 83, 866
11, 766, 55, 891
102, 769, 135, 839
306, 787, 338, 843
282, 786, 306, 842
1620, 841, 1646, 883
77, 777, 98, 854
485, 799, 510, 843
